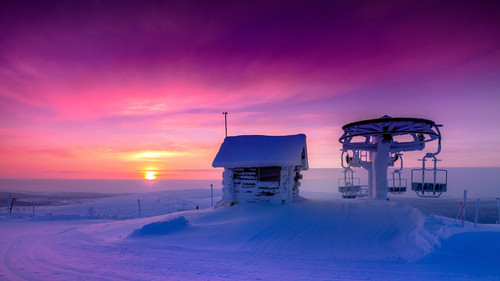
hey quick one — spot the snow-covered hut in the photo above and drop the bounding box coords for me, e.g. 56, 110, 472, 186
212, 134, 308, 204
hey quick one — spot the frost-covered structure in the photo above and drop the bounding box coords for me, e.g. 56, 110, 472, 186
212, 134, 308, 204
338, 116, 447, 199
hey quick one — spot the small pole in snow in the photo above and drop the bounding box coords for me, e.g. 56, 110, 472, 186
32, 200, 35, 216
496, 197, 500, 224
461, 189, 468, 228
137, 199, 142, 218
8, 194, 16, 214
474, 198, 481, 228
7, 193, 11, 213
210, 184, 214, 207
222, 112, 228, 137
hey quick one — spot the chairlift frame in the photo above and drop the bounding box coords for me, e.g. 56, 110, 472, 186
338, 151, 364, 198
411, 155, 448, 198
338, 116, 447, 199
388, 153, 407, 194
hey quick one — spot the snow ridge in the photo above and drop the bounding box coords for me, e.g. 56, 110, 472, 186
130, 216, 189, 236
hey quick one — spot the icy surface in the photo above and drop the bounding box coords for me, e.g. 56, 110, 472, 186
1, 190, 499, 280
212, 134, 308, 169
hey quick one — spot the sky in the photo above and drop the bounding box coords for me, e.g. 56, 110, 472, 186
1, 0, 499, 180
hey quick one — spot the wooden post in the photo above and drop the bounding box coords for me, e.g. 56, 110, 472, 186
8, 194, 16, 214
461, 189, 468, 228
137, 199, 142, 218
210, 184, 214, 207
7, 193, 11, 213
474, 198, 480, 228
496, 197, 500, 224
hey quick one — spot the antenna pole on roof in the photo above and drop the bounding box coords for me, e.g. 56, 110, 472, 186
223, 112, 228, 137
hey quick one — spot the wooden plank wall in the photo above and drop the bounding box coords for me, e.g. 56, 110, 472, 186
233, 167, 279, 203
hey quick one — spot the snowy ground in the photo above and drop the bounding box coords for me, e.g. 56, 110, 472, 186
1, 190, 500, 280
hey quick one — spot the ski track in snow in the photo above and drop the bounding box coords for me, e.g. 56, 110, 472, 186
1, 197, 500, 280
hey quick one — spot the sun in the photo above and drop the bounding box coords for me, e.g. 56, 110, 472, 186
145, 171, 156, 180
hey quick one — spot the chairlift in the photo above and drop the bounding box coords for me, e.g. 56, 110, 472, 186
338, 168, 361, 199
388, 154, 407, 194
339, 116, 447, 200
411, 155, 447, 198
338, 151, 362, 198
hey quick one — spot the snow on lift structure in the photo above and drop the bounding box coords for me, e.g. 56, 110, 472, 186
339, 152, 362, 198
389, 153, 407, 194
338, 116, 447, 199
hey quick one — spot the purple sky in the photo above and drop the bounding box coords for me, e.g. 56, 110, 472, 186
1, 0, 499, 179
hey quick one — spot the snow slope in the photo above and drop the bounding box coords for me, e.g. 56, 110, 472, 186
81, 200, 445, 261
3, 189, 219, 219
1, 194, 499, 280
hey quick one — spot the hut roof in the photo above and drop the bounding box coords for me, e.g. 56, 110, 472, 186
212, 134, 308, 169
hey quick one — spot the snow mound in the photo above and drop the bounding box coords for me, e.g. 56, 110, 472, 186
130, 216, 189, 236
83, 199, 453, 262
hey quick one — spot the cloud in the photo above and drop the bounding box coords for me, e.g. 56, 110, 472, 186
0, 0, 500, 179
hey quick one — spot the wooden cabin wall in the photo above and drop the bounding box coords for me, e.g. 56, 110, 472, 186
222, 166, 305, 204
233, 167, 279, 203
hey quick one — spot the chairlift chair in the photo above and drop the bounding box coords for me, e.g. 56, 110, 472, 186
389, 171, 407, 194
338, 169, 361, 199
388, 154, 407, 194
411, 155, 448, 198
338, 152, 362, 198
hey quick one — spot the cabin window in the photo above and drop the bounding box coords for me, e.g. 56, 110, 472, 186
258, 167, 281, 182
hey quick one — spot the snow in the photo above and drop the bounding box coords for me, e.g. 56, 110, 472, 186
130, 216, 189, 236
212, 134, 308, 169
1, 189, 499, 280
17, 189, 219, 219
0, 190, 500, 280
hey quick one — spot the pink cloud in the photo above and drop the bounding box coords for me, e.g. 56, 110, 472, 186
1, 1, 499, 179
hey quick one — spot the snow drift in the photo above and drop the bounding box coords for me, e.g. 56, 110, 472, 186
130, 216, 189, 236
86, 199, 449, 262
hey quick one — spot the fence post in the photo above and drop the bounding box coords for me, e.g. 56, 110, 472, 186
7, 193, 11, 211
461, 189, 468, 228
474, 198, 480, 228
138, 199, 142, 218
8, 197, 16, 214
496, 197, 500, 224
211, 184, 214, 207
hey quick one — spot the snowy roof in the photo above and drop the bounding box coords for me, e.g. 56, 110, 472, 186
212, 134, 308, 169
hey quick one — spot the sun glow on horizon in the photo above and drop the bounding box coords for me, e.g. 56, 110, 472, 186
145, 171, 156, 180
